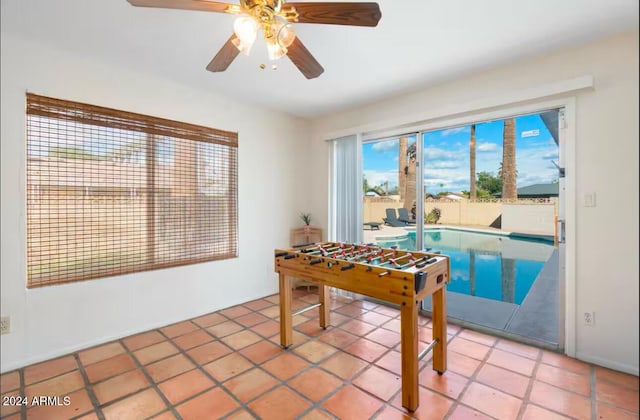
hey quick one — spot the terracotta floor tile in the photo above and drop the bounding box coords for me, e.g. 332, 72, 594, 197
521, 404, 573, 419
160, 321, 198, 339
235, 312, 270, 327
191, 312, 228, 328
250, 320, 281, 338
206, 321, 244, 338
287, 367, 343, 401
85, 353, 136, 383
25, 388, 93, 419
358, 311, 392, 326
93, 369, 150, 404
476, 363, 531, 398
321, 352, 369, 380
158, 369, 215, 405
172, 329, 213, 351
345, 338, 389, 363
186, 341, 232, 365
541, 351, 591, 375
268, 330, 308, 347
457, 329, 498, 347
372, 305, 400, 318
176, 387, 238, 420
75, 412, 101, 420
243, 298, 274, 311
495, 338, 541, 360
340, 319, 377, 336
226, 408, 259, 420
529, 380, 592, 419
448, 404, 494, 419
391, 386, 454, 419
536, 363, 591, 396
221, 330, 263, 350
134, 341, 179, 365
223, 368, 278, 402
78, 342, 125, 366
596, 379, 640, 412
353, 365, 401, 401
595, 366, 640, 390
596, 402, 640, 420
145, 354, 195, 383
381, 318, 401, 332
293, 340, 338, 363
375, 405, 414, 420
0, 371, 20, 393
0, 390, 22, 417
333, 304, 366, 317
1, 414, 20, 420
374, 351, 405, 376
262, 353, 310, 380
323, 385, 383, 420
102, 388, 166, 420
220, 305, 252, 319
299, 408, 336, 420
327, 312, 351, 327
24, 370, 85, 398
150, 411, 179, 420
419, 368, 469, 399
122, 330, 166, 351
365, 328, 401, 348
318, 328, 358, 348
460, 382, 522, 420
259, 306, 281, 319
486, 348, 536, 376
295, 319, 327, 337
23, 355, 78, 385
249, 386, 311, 420
203, 353, 254, 382
239, 340, 283, 364
449, 337, 491, 361
264, 294, 280, 304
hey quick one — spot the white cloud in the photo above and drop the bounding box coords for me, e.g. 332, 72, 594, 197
363, 169, 398, 188
371, 140, 398, 152
477, 142, 499, 153
441, 126, 470, 137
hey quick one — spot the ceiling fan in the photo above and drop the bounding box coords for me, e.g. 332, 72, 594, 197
126, 0, 381, 79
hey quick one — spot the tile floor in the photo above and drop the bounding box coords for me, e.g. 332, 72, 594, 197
1, 289, 638, 420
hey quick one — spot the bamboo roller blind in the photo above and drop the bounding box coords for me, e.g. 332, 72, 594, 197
26, 93, 238, 288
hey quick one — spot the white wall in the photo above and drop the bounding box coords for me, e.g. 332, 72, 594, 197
0, 33, 309, 371
309, 31, 639, 374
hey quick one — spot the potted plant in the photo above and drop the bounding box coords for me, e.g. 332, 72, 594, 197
300, 212, 312, 233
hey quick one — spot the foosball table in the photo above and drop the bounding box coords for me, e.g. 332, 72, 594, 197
274, 241, 450, 412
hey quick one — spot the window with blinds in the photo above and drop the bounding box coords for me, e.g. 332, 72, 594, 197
26, 93, 238, 288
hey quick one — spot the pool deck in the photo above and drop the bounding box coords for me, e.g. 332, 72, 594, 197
365, 223, 560, 350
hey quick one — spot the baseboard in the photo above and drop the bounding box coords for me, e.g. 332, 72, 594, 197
575, 352, 639, 376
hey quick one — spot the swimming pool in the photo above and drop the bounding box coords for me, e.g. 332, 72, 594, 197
376, 228, 554, 305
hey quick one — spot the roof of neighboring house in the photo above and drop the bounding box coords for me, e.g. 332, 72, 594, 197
495, 183, 559, 198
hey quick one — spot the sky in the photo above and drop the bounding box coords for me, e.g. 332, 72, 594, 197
362, 113, 559, 194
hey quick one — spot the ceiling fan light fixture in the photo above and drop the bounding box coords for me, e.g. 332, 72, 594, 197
266, 39, 287, 60
274, 16, 295, 48
233, 15, 258, 43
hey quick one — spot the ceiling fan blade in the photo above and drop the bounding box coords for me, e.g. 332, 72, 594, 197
127, 0, 234, 13
286, 37, 324, 79
206, 34, 240, 72
285, 2, 381, 26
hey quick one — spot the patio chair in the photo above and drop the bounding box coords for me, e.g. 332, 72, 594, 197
397, 207, 416, 225
383, 208, 407, 227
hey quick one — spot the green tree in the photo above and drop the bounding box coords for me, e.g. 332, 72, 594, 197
476, 171, 502, 195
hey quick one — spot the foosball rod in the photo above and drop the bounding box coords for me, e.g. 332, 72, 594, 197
292, 303, 322, 317
419, 338, 439, 360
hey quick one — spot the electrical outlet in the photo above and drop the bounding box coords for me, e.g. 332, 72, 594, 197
0, 316, 10, 334
583, 311, 595, 327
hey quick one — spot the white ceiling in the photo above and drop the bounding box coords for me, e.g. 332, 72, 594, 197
2, 0, 638, 118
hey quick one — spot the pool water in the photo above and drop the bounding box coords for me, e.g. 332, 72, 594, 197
376, 229, 554, 305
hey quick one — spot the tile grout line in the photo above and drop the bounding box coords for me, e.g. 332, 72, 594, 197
514, 343, 543, 420
19, 368, 26, 420
72, 353, 106, 420
590, 365, 597, 420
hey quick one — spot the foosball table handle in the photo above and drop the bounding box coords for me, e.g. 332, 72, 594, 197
340, 263, 355, 271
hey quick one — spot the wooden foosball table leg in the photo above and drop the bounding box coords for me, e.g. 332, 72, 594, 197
432, 287, 447, 374
319, 284, 330, 329
279, 273, 293, 348
400, 301, 419, 412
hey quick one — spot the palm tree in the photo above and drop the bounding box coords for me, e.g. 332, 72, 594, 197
501, 118, 517, 200
469, 124, 476, 199
403, 142, 417, 211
